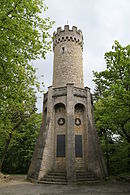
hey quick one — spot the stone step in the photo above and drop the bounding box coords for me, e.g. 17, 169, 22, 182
51, 170, 66, 172
76, 176, 96, 180
76, 177, 96, 181
76, 169, 89, 171
44, 175, 66, 179
76, 170, 98, 182
38, 180, 67, 185
48, 172, 67, 176
77, 180, 100, 184
76, 173, 95, 177
76, 173, 95, 176
76, 170, 93, 173
41, 177, 67, 182
40, 170, 98, 184
40, 170, 67, 184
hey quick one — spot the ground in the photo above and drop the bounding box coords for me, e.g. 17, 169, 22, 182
0, 175, 130, 195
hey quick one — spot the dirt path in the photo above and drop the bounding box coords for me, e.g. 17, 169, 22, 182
0, 175, 130, 195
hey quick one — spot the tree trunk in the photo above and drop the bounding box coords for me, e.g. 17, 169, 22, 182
128, 144, 130, 172
105, 141, 110, 174
121, 120, 130, 143
0, 134, 12, 171
0, 113, 34, 171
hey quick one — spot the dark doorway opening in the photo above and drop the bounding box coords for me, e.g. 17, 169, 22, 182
56, 135, 65, 157
75, 135, 82, 157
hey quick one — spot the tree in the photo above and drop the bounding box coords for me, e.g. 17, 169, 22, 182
1, 113, 42, 174
0, 0, 54, 170
93, 41, 130, 142
93, 41, 130, 174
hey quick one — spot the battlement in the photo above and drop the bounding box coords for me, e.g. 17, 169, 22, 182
53, 25, 83, 50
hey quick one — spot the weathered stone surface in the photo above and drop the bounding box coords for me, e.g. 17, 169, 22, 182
86, 87, 108, 178
66, 84, 76, 182
53, 25, 84, 88
27, 25, 108, 184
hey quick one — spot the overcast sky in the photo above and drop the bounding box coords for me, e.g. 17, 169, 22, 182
34, 0, 130, 112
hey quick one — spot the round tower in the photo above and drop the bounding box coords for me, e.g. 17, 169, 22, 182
53, 25, 84, 88
28, 25, 108, 183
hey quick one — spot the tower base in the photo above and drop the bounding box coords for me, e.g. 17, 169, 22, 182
27, 84, 108, 183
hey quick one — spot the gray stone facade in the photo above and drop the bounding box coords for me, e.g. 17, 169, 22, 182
27, 25, 108, 183
53, 25, 84, 88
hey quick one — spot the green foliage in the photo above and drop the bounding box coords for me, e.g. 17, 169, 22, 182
0, 0, 54, 170
2, 113, 42, 173
93, 41, 130, 142
93, 41, 130, 175
98, 127, 129, 175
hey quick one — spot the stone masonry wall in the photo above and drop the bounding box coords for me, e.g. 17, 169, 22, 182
53, 25, 84, 88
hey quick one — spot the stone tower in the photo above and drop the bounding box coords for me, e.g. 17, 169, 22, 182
53, 25, 83, 88
27, 25, 108, 183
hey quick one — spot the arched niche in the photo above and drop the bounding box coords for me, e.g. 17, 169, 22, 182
74, 103, 85, 169
54, 103, 66, 170
74, 103, 85, 132
75, 103, 85, 112
54, 103, 66, 113
54, 103, 66, 133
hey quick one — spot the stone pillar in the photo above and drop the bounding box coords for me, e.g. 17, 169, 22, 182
66, 83, 76, 182
85, 87, 108, 178
27, 94, 46, 180
38, 86, 54, 180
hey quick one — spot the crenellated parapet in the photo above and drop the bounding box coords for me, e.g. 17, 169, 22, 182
53, 25, 83, 50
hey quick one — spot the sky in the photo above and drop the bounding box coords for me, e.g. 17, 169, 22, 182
34, 0, 130, 112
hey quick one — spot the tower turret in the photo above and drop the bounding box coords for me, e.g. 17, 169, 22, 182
53, 25, 84, 88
